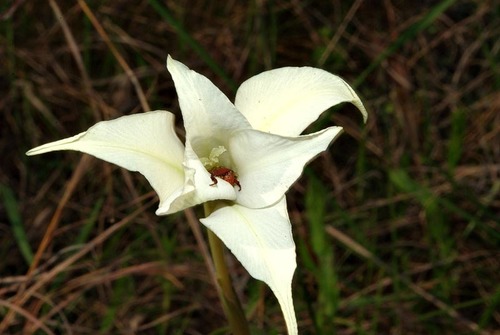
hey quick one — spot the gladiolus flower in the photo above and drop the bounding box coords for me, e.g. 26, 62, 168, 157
27, 56, 367, 334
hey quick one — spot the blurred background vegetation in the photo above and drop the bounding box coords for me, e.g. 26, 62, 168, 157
1, 0, 499, 334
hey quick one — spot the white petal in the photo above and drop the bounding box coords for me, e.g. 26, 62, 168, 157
201, 198, 298, 335
229, 127, 343, 209
166, 56, 251, 143
234, 66, 367, 136
26, 111, 187, 213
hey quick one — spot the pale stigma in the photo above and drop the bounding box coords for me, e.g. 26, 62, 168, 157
200, 146, 227, 170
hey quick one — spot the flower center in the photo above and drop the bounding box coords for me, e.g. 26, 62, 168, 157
201, 146, 241, 191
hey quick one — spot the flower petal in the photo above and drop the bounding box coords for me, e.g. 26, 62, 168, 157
201, 198, 298, 335
166, 56, 251, 142
26, 111, 187, 213
229, 126, 343, 209
234, 66, 367, 136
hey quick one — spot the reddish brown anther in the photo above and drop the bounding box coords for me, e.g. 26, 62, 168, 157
209, 166, 241, 191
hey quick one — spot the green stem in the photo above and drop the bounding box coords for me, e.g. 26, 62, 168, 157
204, 202, 250, 335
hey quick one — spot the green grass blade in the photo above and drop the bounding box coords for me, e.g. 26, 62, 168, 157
74, 197, 104, 245
305, 175, 340, 333
478, 285, 500, 329
1, 183, 33, 265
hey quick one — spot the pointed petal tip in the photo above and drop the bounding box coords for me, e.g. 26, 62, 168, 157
166, 55, 180, 74
166, 55, 185, 74
25, 148, 41, 156
24, 132, 86, 157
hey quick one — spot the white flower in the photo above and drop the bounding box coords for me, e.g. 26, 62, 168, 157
27, 56, 367, 334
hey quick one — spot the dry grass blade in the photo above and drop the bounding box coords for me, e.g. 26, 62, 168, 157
317, 0, 363, 66
77, 0, 150, 112
0, 300, 55, 335
48, 0, 100, 121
